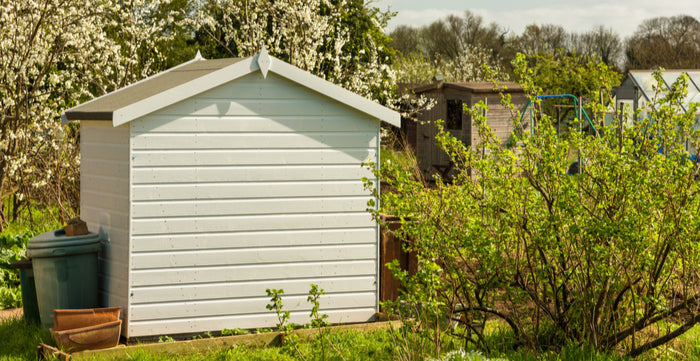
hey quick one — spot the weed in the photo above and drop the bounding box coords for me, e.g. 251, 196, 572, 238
307, 284, 348, 361
222, 328, 250, 336
266, 288, 306, 360
307, 284, 328, 360
158, 335, 175, 343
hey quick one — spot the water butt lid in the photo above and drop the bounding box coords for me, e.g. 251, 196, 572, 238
26, 228, 101, 258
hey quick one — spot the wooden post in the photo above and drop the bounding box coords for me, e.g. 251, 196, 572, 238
379, 215, 417, 305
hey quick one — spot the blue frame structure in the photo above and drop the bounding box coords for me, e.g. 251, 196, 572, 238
519, 94, 598, 136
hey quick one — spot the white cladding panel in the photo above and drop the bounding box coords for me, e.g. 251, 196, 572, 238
127, 72, 380, 337
79, 121, 130, 327
128, 309, 377, 337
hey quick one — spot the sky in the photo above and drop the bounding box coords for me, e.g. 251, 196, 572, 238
372, 0, 700, 38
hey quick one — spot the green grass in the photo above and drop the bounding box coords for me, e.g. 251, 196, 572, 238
380, 147, 424, 182
0, 203, 64, 237
0, 315, 54, 361
494, 344, 626, 361
295, 328, 397, 361
185, 329, 398, 361
3, 313, 700, 361
0, 315, 398, 361
442, 319, 700, 361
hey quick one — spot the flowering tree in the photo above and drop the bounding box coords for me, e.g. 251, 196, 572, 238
393, 47, 508, 84
0, 0, 177, 228
195, 0, 397, 105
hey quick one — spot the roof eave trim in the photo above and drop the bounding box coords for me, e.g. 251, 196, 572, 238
109, 50, 399, 128
63, 53, 209, 124
412, 83, 440, 94
63, 111, 114, 123
112, 57, 259, 127
266, 57, 400, 127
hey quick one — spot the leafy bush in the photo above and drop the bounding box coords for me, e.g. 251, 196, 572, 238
369, 58, 700, 357
0, 233, 34, 309
0, 215, 61, 310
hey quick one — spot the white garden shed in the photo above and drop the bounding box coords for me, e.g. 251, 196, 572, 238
61, 48, 399, 338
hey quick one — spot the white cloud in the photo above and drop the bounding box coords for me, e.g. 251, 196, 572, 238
380, 0, 700, 38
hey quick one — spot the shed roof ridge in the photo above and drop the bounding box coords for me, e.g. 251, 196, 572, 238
63, 49, 400, 127
61, 54, 209, 124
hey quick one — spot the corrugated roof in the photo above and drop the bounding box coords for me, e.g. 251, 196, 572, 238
412, 81, 524, 94
64, 58, 244, 121
625, 70, 700, 112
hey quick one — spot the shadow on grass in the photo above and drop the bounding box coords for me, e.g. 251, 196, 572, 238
477, 320, 700, 361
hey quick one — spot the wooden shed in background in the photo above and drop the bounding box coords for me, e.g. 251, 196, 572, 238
401, 81, 529, 178
61, 48, 399, 338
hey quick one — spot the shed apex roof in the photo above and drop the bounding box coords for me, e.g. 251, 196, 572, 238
62, 48, 400, 127
63, 58, 243, 122
412, 81, 524, 94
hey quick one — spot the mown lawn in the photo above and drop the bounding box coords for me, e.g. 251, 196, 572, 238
4, 312, 700, 361
0, 314, 399, 361
0, 315, 54, 361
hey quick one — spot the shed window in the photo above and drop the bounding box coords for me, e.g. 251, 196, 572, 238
446, 99, 463, 130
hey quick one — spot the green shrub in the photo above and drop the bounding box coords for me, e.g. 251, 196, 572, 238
369, 62, 700, 358
0, 213, 62, 310
0, 232, 34, 309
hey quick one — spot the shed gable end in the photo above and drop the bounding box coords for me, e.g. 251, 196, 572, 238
125, 71, 380, 336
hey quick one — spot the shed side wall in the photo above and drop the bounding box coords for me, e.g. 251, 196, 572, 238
80, 120, 130, 335
416, 90, 529, 179
127, 72, 379, 337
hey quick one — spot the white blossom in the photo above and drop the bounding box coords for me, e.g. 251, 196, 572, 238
194, 0, 400, 106
0, 0, 177, 224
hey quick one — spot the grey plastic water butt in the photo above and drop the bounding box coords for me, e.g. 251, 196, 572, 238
26, 228, 101, 328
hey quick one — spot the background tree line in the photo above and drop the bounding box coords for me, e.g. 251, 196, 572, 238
1, 0, 699, 229
388, 11, 700, 83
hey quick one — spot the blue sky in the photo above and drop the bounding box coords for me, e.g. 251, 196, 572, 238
372, 0, 700, 38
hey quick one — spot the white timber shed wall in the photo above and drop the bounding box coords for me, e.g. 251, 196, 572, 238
67, 49, 399, 339
80, 121, 131, 326
126, 71, 380, 337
